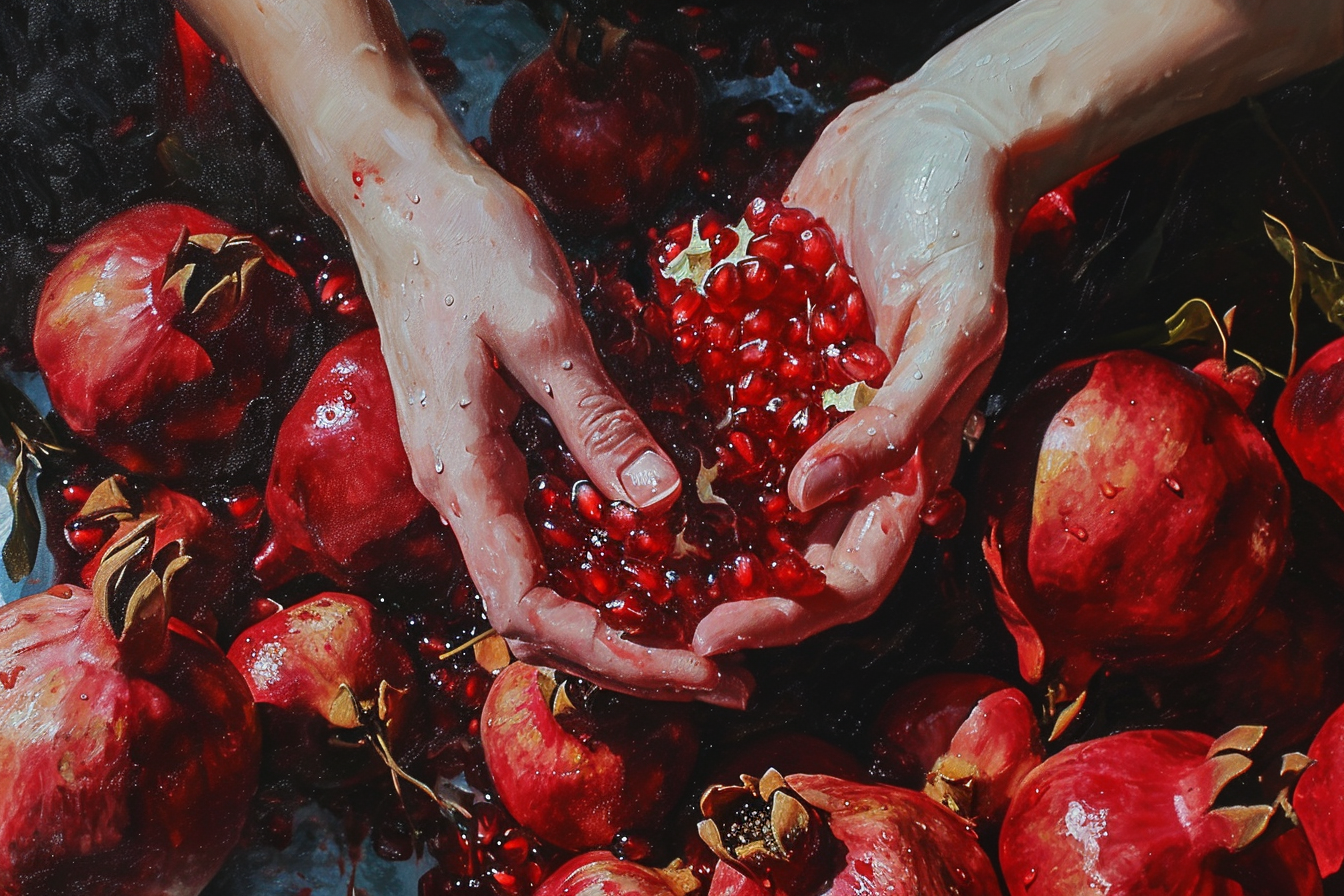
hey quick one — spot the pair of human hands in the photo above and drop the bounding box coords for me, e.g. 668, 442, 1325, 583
348, 85, 1010, 706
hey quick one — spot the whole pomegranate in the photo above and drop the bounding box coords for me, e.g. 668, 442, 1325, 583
0, 520, 261, 894
982, 350, 1289, 702
698, 769, 1002, 896
998, 726, 1275, 896
521, 199, 890, 644
871, 673, 1044, 824
227, 591, 419, 789
34, 202, 310, 481
1294, 699, 1344, 876
480, 661, 699, 851
491, 16, 700, 231
536, 852, 698, 896
62, 474, 249, 637
254, 329, 461, 594
1276, 334, 1344, 510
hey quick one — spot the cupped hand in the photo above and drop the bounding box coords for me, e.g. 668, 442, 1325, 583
694, 86, 1011, 655
345, 154, 750, 706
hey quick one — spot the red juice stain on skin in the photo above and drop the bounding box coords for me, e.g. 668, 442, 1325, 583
0, 666, 23, 690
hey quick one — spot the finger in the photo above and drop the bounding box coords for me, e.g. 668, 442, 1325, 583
789, 247, 1005, 512
500, 586, 738, 697
492, 300, 682, 514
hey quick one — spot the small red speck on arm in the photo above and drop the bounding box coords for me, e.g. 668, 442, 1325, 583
0, 666, 24, 690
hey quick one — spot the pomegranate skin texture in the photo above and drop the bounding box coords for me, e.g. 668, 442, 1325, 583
535, 852, 698, 896
0, 522, 261, 895
872, 673, 1044, 825
34, 202, 310, 481
1296, 699, 1344, 876
999, 727, 1274, 896
1276, 334, 1344, 511
480, 662, 699, 851
254, 328, 461, 593
700, 771, 1002, 896
491, 19, 701, 231
982, 350, 1289, 698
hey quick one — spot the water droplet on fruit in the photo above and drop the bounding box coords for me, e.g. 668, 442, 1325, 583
1023, 868, 1037, 887
342, 389, 354, 401
1061, 416, 1074, 426
1065, 524, 1088, 542
561, 360, 573, 370
1164, 477, 1183, 496
1101, 481, 1119, 498
80, 693, 88, 701
445, 294, 455, 306
459, 398, 471, 408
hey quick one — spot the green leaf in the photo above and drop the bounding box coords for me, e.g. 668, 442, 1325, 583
1302, 242, 1344, 329
4, 452, 39, 582
1264, 212, 1304, 375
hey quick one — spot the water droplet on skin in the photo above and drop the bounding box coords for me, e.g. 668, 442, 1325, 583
416, 389, 427, 407
445, 294, 455, 307
410, 193, 420, 204
434, 453, 444, 474
80, 693, 88, 700
978, 261, 984, 270
1164, 477, 1183, 496
1101, 481, 1119, 498
561, 360, 574, 370
913, 370, 923, 380
1060, 416, 1074, 426
459, 397, 471, 408
542, 380, 553, 397
950, 229, 959, 238
411, 251, 419, 265
439, 514, 450, 526
867, 427, 878, 437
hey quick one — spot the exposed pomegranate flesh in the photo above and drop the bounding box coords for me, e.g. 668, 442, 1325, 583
520, 199, 889, 644
535, 851, 699, 896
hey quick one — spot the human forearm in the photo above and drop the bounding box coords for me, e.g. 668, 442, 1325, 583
910, 0, 1344, 214
172, 0, 473, 229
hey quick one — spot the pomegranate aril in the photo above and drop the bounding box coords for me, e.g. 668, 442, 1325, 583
740, 257, 781, 301
722, 551, 768, 599
769, 549, 826, 597
672, 326, 702, 362
840, 340, 893, 385
709, 226, 741, 263
670, 289, 705, 327
736, 369, 776, 406
704, 260, 742, 312
811, 304, 846, 344
572, 481, 604, 524
704, 316, 739, 350
735, 337, 781, 370
749, 232, 795, 266
741, 306, 782, 340
797, 227, 838, 274
64, 519, 112, 554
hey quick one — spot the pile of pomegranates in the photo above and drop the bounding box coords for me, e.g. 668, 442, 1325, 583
9, 4, 1344, 895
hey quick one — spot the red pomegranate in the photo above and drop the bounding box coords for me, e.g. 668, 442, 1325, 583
522, 199, 890, 644
1276, 334, 1344, 511
34, 202, 311, 481
227, 591, 419, 789
871, 673, 1044, 824
1295, 699, 1344, 876
254, 328, 461, 593
62, 474, 249, 637
491, 16, 700, 231
480, 661, 699, 851
536, 852, 699, 896
982, 350, 1289, 703
698, 770, 1002, 896
999, 726, 1276, 896
0, 520, 260, 894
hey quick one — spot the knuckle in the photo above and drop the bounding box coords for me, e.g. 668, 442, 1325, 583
573, 392, 643, 459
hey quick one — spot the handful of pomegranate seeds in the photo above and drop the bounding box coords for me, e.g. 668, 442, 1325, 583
521, 198, 890, 645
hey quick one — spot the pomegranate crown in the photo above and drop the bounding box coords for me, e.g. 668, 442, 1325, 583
89, 516, 191, 673
698, 769, 836, 894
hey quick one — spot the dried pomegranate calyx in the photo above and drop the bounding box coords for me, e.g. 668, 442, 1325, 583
698, 769, 836, 892
89, 516, 190, 672
76, 474, 137, 523
163, 227, 271, 333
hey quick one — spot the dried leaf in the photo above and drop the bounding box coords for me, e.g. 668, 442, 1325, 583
822, 381, 879, 413
1265, 213, 1304, 374
1147, 297, 1228, 356
2, 452, 37, 582
697, 462, 728, 506
1302, 242, 1344, 329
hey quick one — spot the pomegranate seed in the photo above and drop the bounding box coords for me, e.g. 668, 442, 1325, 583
705, 316, 739, 350
797, 227, 837, 274
722, 552, 768, 599
736, 370, 776, 406
840, 341, 893, 385
60, 482, 92, 505
749, 232, 795, 266
919, 487, 967, 538
735, 337, 781, 370
704, 263, 742, 313
64, 520, 111, 555
768, 549, 826, 597
812, 304, 846, 344
670, 290, 704, 327
572, 481, 604, 524
739, 257, 781, 301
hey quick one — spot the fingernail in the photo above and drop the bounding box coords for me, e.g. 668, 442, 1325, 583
702, 670, 753, 710
799, 454, 854, 510
619, 450, 680, 508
